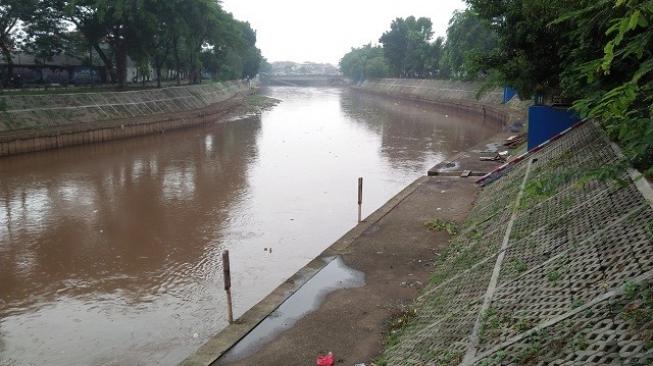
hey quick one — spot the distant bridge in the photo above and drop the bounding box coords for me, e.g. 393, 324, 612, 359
260, 74, 346, 87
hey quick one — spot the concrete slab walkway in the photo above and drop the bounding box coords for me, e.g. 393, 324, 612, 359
214, 175, 480, 366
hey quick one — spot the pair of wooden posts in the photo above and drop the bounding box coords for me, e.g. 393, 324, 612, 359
221, 177, 364, 324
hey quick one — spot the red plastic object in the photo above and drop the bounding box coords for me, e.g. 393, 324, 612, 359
316, 352, 334, 366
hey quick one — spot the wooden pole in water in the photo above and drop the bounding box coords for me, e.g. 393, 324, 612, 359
222, 250, 234, 324
358, 177, 363, 223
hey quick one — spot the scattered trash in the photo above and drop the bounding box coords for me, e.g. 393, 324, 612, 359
316, 351, 334, 366
192, 333, 198, 338
503, 133, 526, 148
460, 170, 472, 177
354, 363, 367, 366
480, 153, 507, 162
444, 161, 456, 168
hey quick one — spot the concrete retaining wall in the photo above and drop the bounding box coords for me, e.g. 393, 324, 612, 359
355, 78, 529, 126
0, 81, 249, 157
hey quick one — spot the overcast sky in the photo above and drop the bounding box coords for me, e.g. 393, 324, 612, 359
221, 0, 467, 65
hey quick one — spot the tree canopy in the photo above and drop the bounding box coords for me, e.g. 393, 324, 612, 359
379, 16, 443, 78
467, 0, 653, 175
339, 44, 389, 82
340, 13, 494, 82
0, 0, 264, 87
439, 9, 497, 80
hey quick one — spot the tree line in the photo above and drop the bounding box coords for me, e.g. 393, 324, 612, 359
0, 0, 264, 88
339, 11, 496, 82
341, 0, 652, 176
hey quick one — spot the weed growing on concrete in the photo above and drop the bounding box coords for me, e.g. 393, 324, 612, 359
373, 304, 419, 366
571, 333, 589, 351
477, 350, 507, 366
479, 307, 513, 343
513, 318, 533, 332
507, 259, 528, 275
431, 350, 463, 366
547, 270, 561, 283
424, 218, 458, 235
571, 298, 585, 309
516, 335, 542, 364
519, 169, 576, 210
620, 281, 653, 329
577, 160, 630, 187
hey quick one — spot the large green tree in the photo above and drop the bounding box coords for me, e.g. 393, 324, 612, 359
440, 9, 497, 79
11, 0, 263, 87
466, 0, 568, 99
379, 16, 440, 78
0, 0, 35, 85
557, 0, 653, 174
468, 0, 653, 174
339, 44, 389, 82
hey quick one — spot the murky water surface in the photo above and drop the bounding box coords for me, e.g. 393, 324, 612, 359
0, 87, 499, 365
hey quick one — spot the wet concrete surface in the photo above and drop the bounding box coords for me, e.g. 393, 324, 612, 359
0, 87, 499, 365
215, 175, 480, 366
220, 256, 364, 362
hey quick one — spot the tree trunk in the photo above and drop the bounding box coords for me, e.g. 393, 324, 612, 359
0, 42, 13, 87
93, 44, 116, 84
172, 37, 181, 86
115, 45, 128, 89
156, 64, 162, 88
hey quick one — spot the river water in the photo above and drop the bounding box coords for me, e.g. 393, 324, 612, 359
0, 87, 499, 365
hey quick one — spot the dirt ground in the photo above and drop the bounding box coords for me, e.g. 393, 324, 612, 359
215, 175, 480, 366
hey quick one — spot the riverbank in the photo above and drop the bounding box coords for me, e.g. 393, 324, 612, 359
353, 78, 529, 128
184, 87, 653, 366
0, 81, 253, 157
181, 95, 519, 365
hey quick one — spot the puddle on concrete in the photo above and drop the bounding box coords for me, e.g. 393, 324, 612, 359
220, 256, 365, 362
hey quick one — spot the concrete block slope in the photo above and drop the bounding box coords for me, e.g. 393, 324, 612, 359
381, 122, 653, 366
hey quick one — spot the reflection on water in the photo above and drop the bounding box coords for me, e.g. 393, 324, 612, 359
221, 256, 365, 362
0, 87, 499, 365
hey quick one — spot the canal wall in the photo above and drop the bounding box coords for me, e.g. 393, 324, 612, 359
379, 121, 653, 365
354, 78, 529, 127
0, 81, 250, 157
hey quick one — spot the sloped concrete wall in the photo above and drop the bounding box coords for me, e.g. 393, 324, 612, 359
379, 121, 653, 365
356, 79, 529, 127
0, 81, 249, 156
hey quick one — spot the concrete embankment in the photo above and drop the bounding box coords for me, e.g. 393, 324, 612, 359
181, 81, 525, 366
0, 81, 250, 157
354, 78, 528, 127
185, 80, 653, 366
380, 121, 653, 365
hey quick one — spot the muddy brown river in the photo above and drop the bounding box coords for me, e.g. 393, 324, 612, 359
0, 87, 499, 365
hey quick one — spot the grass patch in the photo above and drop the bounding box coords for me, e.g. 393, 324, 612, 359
547, 270, 561, 284
373, 304, 417, 366
477, 351, 507, 366
425, 218, 458, 235
245, 95, 280, 114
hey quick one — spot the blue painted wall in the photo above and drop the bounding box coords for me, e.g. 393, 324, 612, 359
528, 105, 580, 149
